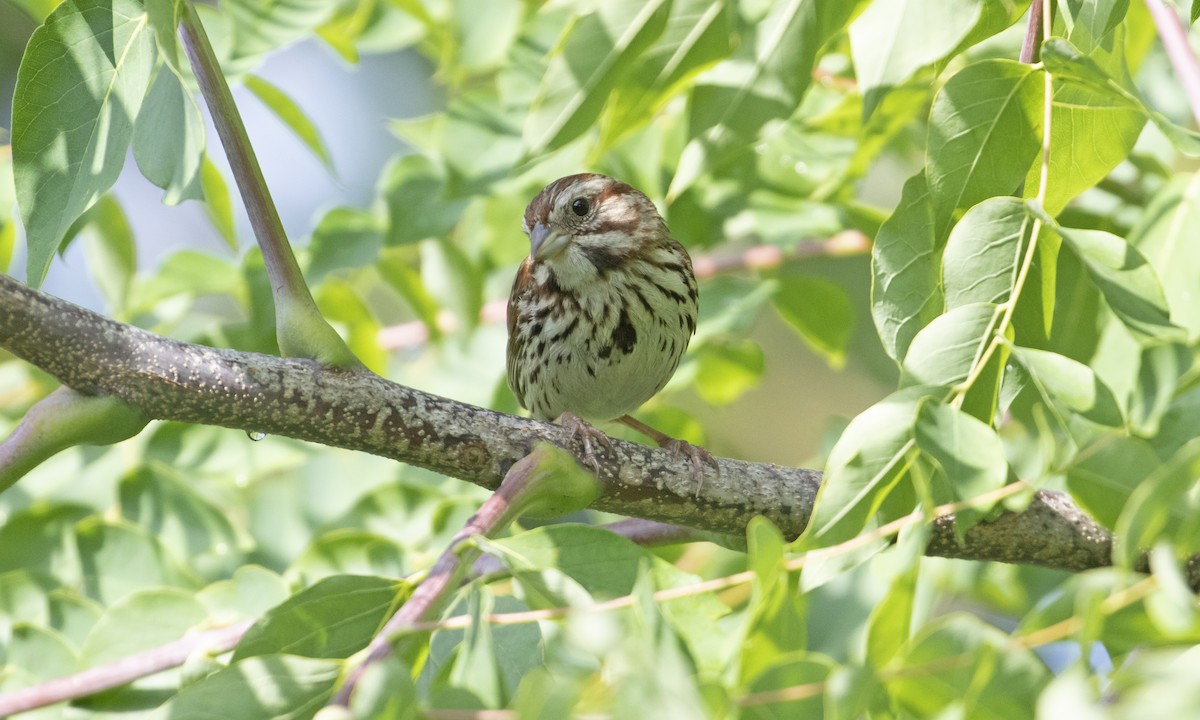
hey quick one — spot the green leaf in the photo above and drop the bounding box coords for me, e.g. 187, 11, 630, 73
669, 0, 867, 196
523, 0, 672, 155
1026, 75, 1144, 215
1066, 436, 1158, 529
1114, 438, 1200, 567
865, 527, 927, 668
1, 623, 78, 685
307, 207, 383, 284
234, 575, 405, 660
849, 0, 981, 118
599, 0, 735, 148
350, 655, 419, 720
903, 303, 1000, 388
888, 614, 1049, 719
130, 250, 243, 311
804, 389, 926, 548
913, 401, 1008, 532
145, 0, 182, 72
165, 654, 341, 719
12, 0, 155, 286
0, 504, 91, 583
76, 519, 201, 605
772, 274, 853, 367
200, 155, 238, 250
314, 279, 387, 374
377, 248, 443, 342
694, 338, 764, 405
739, 517, 806, 685
119, 465, 244, 580
450, 0, 522, 74
134, 64, 206, 205
1033, 209, 1183, 345
742, 655, 834, 720
1010, 346, 1125, 438
1041, 38, 1200, 155
381, 155, 466, 246
1129, 173, 1200, 337
79, 589, 208, 671
871, 171, 942, 361
81, 194, 137, 313
943, 197, 1031, 308
223, 0, 337, 59
926, 59, 1043, 237
198, 565, 290, 621
445, 587, 505, 707
289, 530, 407, 583
1127, 343, 1191, 435
244, 74, 334, 172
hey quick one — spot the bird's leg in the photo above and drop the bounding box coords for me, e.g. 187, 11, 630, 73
617, 415, 719, 495
557, 412, 613, 474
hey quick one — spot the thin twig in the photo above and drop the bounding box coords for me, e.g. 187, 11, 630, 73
1144, 0, 1200, 126
0, 620, 253, 717
330, 446, 585, 707
377, 232, 871, 351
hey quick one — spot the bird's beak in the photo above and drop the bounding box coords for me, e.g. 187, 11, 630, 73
530, 222, 567, 260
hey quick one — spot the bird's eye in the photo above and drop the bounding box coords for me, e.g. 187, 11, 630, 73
570, 197, 590, 216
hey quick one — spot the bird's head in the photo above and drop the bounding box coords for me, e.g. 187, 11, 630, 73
522, 173, 668, 278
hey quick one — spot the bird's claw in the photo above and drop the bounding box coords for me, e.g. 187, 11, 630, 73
662, 439, 719, 498
559, 412, 613, 474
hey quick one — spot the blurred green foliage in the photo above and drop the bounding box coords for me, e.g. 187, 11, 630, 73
3, 0, 1200, 717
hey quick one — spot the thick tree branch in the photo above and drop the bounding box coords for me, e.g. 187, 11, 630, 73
0, 275, 1115, 573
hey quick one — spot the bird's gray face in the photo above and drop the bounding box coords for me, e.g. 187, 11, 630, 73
522, 174, 661, 277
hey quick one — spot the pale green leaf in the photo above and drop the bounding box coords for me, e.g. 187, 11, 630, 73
1129, 172, 1200, 337
165, 654, 342, 719
942, 197, 1030, 308
871, 171, 941, 361
81, 194, 137, 312
849, 0, 980, 118
1033, 209, 1183, 344
200, 155, 238, 250
772, 274, 853, 367
523, 0, 671, 155
244, 74, 334, 172
134, 65, 205, 204
926, 59, 1042, 236
223, 0, 336, 59
1066, 436, 1157, 529
234, 575, 405, 660
903, 303, 999, 388
12, 0, 155, 286
1010, 345, 1125, 438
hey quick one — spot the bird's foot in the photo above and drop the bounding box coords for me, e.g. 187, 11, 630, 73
662, 438, 720, 497
616, 415, 719, 497
558, 412, 613, 474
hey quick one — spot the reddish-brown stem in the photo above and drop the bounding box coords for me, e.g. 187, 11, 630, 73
1020, 0, 1045, 64
0, 620, 253, 717
1144, 0, 1200, 126
330, 448, 568, 707
178, 3, 355, 365
177, 3, 307, 307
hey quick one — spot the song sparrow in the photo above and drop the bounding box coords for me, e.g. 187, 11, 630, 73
506, 173, 717, 484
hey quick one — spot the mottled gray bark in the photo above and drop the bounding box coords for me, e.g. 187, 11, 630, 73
0, 274, 1118, 575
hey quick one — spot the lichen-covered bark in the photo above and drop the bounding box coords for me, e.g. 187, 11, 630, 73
0, 275, 1122, 575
